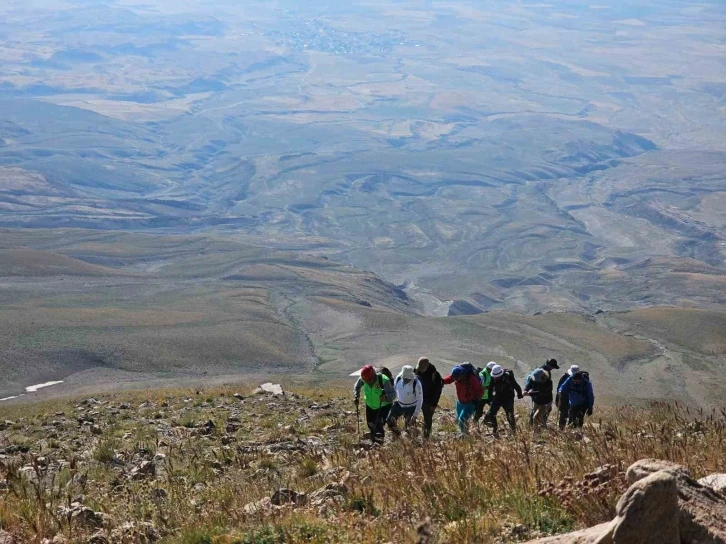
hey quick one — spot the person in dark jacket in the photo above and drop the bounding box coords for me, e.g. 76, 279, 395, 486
558, 371, 594, 428
524, 358, 559, 431
485, 365, 523, 435
442, 363, 484, 436
414, 357, 443, 438
555, 364, 580, 429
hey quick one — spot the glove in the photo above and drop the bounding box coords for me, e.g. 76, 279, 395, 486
586, 407, 593, 416
517, 393, 524, 400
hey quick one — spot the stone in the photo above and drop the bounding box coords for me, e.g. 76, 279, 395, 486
625, 458, 689, 485
271, 488, 307, 506
528, 459, 726, 544
699, 474, 726, 494
252, 383, 284, 396
70, 506, 105, 529
87, 531, 109, 544
611, 470, 680, 543
110, 522, 159, 543
0, 530, 16, 544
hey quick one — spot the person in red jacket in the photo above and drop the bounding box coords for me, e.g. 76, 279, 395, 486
442, 363, 484, 436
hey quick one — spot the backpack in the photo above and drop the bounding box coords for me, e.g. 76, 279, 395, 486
530, 368, 549, 384
378, 367, 394, 383
395, 375, 418, 394
460, 362, 478, 378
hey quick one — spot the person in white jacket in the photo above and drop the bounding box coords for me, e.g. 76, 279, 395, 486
387, 365, 423, 433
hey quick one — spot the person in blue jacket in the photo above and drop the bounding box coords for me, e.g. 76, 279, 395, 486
557, 371, 594, 428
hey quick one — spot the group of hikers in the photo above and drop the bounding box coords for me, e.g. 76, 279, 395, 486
353, 357, 595, 443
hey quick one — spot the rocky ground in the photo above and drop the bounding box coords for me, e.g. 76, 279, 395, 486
0, 385, 725, 543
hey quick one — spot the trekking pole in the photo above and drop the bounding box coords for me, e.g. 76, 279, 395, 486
356, 402, 360, 435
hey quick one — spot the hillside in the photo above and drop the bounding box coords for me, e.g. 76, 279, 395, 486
0, 385, 724, 543
0, 229, 724, 407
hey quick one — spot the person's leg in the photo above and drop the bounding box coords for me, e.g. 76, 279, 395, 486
455, 401, 466, 434
504, 398, 516, 434
375, 404, 392, 440
543, 402, 552, 426
534, 403, 552, 431
460, 401, 476, 434
474, 398, 485, 422
366, 406, 378, 437
558, 406, 568, 430
532, 403, 546, 432
402, 406, 416, 433
486, 399, 502, 434
421, 403, 434, 438
387, 402, 402, 430
568, 405, 584, 428
576, 406, 586, 427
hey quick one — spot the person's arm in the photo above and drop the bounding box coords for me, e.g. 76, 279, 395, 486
558, 376, 571, 397
430, 371, 443, 406
353, 378, 363, 403
382, 379, 396, 404
524, 375, 534, 394
512, 374, 523, 399
471, 375, 484, 399
587, 382, 594, 411
413, 379, 423, 418
442, 374, 455, 385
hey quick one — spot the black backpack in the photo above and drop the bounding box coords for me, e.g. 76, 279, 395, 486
460, 362, 478, 378
378, 367, 394, 383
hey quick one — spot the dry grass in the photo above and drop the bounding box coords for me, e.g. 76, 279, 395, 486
0, 386, 724, 543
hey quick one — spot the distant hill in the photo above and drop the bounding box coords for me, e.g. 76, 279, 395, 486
0, 229, 723, 409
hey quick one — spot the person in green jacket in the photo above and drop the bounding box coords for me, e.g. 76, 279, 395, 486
474, 362, 496, 423
353, 365, 396, 443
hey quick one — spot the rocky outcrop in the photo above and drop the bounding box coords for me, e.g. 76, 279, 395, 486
529, 459, 726, 544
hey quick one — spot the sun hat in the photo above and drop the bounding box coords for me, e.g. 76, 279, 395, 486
491, 365, 504, 378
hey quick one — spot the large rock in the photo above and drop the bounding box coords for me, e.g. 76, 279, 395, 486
611, 470, 680, 543
700, 474, 726, 494
253, 383, 284, 396
528, 459, 726, 544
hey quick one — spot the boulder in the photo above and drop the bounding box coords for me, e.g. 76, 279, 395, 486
253, 383, 284, 396
700, 474, 726, 494
271, 488, 306, 506
527, 459, 726, 544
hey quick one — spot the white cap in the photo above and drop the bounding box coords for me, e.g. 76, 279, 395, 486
487, 361, 497, 370
401, 365, 415, 380
568, 365, 580, 376
491, 365, 504, 378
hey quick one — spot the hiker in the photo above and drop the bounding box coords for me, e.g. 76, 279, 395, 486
556, 365, 581, 429
387, 365, 423, 434
353, 364, 396, 443
558, 370, 594, 428
485, 364, 523, 436
474, 361, 496, 423
442, 362, 484, 436
524, 358, 559, 431
414, 357, 443, 438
